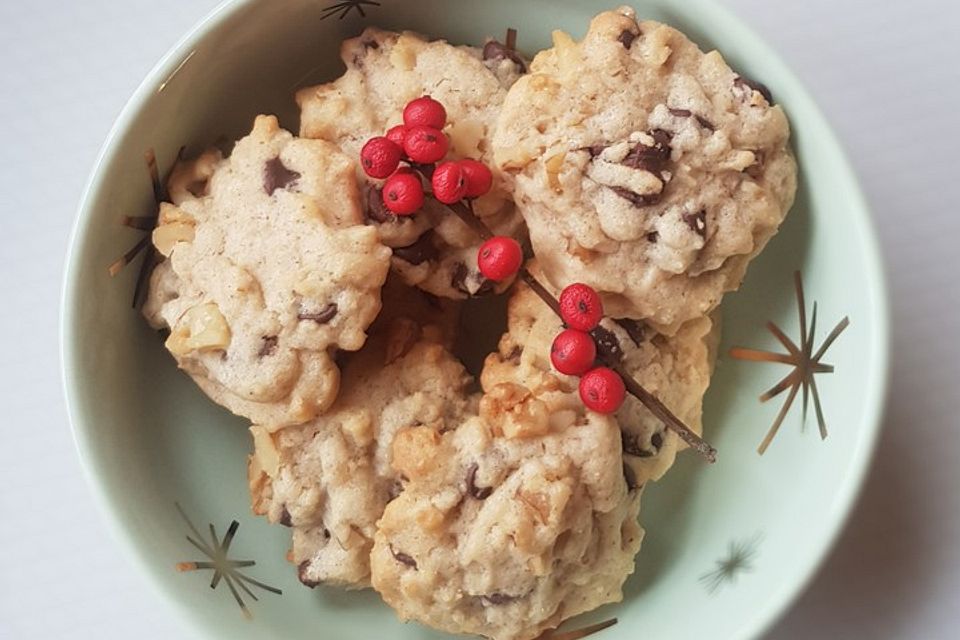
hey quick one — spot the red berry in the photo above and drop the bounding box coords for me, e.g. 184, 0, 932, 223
403, 125, 449, 164
431, 161, 468, 204
360, 136, 403, 179
385, 124, 407, 148
579, 367, 626, 414
551, 329, 597, 376
403, 96, 447, 129
459, 159, 493, 198
559, 283, 603, 331
382, 171, 424, 215
477, 236, 523, 282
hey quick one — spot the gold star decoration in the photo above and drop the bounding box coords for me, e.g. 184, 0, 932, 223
174, 503, 281, 619
107, 148, 166, 309
730, 271, 850, 455
699, 534, 762, 595
536, 618, 618, 640
320, 0, 381, 20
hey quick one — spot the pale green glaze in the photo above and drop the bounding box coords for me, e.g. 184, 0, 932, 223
61, 1, 889, 638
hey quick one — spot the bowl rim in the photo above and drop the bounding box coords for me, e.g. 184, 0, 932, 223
60, 0, 890, 638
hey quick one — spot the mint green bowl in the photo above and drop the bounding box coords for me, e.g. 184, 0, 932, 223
61, 1, 888, 638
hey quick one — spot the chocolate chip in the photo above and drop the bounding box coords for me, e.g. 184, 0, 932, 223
482, 40, 527, 72
361, 38, 379, 50
258, 335, 278, 357
297, 561, 320, 588
583, 143, 608, 157
185, 179, 208, 198
323, 528, 331, 540
481, 592, 518, 606
745, 149, 766, 180
451, 262, 471, 295
695, 115, 716, 132
682, 209, 707, 238
652, 431, 664, 450
475, 277, 496, 296
613, 318, 646, 346
621, 431, 654, 458
392, 232, 438, 265
298, 302, 338, 324
734, 75, 774, 105
623, 463, 639, 491
452, 262, 494, 297
279, 507, 292, 527
466, 463, 493, 500
387, 480, 404, 502
646, 231, 659, 243
263, 157, 300, 195
669, 108, 715, 132
609, 185, 662, 207
617, 29, 638, 49
622, 129, 672, 175
591, 325, 624, 362
365, 185, 397, 223
390, 546, 418, 569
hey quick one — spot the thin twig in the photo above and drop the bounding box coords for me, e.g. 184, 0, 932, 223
422, 185, 716, 463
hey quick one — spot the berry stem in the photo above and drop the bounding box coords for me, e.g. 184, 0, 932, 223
428, 184, 717, 464
450, 199, 494, 241
613, 362, 718, 463
519, 269, 562, 317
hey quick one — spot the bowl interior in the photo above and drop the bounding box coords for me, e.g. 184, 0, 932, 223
63, 1, 887, 638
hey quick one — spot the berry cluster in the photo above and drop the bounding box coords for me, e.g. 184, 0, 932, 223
360, 96, 625, 417
550, 284, 626, 414
359, 95, 523, 283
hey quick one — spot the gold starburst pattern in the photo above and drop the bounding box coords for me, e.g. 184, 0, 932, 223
107, 148, 168, 309
174, 503, 281, 619
537, 618, 618, 639
730, 271, 850, 454
320, 0, 381, 20
699, 534, 761, 595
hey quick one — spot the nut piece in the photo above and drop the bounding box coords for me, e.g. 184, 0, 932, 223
391, 426, 441, 479
340, 408, 374, 449
249, 425, 280, 479
166, 302, 231, 355
480, 382, 550, 439
153, 204, 197, 257
545, 151, 566, 193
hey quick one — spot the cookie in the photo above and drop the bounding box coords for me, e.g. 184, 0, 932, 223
248, 283, 472, 587
493, 6, 796, 333
370, 375, 642, 640
297, 27, 528, 299
143, 115, 392, 428
483, 274, 718, 486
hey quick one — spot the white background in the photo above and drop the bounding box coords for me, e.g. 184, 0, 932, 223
1, 0, 957, 638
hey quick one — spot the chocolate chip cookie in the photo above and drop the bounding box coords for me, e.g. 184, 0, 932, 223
297, 27, 528, 299
493, 6, 796, 333
371, 374, 641, 640
248, 280, 471, 587
143, 115, 392, 428
483, 273, 718, 486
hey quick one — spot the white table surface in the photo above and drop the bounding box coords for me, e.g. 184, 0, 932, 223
1, 0, 957, 638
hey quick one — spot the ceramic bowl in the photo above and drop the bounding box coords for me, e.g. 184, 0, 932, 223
62, 1, 888, 638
